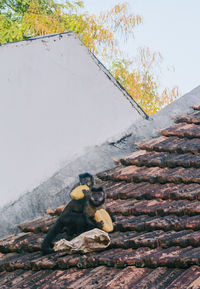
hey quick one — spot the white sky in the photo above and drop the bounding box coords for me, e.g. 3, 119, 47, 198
83, 0, 200, 96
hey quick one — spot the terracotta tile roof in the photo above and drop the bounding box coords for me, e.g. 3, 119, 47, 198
1, 104, 200, 288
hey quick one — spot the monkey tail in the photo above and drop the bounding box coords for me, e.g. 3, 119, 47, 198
41, 219, 63, 255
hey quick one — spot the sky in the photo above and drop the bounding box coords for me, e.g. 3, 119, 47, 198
82, 0, 200, 96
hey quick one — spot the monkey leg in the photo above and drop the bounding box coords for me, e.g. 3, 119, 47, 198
56, 213, 87, 241
65, 212, 88, 238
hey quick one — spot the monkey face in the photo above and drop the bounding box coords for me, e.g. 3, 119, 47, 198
90, 187, 105, 207
79, 173, 94, 188
82, 177, 93, 186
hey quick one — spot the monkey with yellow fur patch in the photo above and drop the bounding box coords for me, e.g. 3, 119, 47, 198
83, 187, 114, 233
41, 173, 94, 255
41, 174, 113, 255
70, 183, 114, 233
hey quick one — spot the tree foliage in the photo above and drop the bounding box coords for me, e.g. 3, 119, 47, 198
111, 47, 180, 114
0, 1, 179, 114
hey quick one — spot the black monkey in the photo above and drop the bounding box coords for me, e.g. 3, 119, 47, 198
83, 186, 114, 232
84, 187, 106, 230
41, 173, 94, 255
75, 172, 94, 188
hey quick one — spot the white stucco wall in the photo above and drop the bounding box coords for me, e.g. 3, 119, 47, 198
0, 32, 145, 207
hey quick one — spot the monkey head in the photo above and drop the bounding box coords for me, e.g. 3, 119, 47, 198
79, 172, 94, 188
89, 187, 105, 207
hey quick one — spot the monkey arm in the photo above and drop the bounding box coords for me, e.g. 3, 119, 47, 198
111, 215, 116, 222
69, 182, 88, 196
69, 182, 79, 193
85, 215, 103, 230
41, 218, 63, 255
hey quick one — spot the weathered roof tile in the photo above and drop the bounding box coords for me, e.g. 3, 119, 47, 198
1, 267, 200, 289
103, 266, 150, 289
110, 230, 198, 249
131, 267, 182, 289
107, 198, 200, 217
17, 217, 61, 235
175, 111, 200, 124
140, 136, 200, 154
115, 214, 200, 232
194, 104, 200, 111
1, 246, 196, 271
162, 123, 200, 138
18, 216, 57, 233
166, 265, 200, 289
99, 165, 200, 184
106, 181, 200, 201
121, 150, 200, 168
2, 104, 200, 287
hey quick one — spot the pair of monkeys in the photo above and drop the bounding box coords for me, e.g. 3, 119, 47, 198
41, 173, 108, 255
